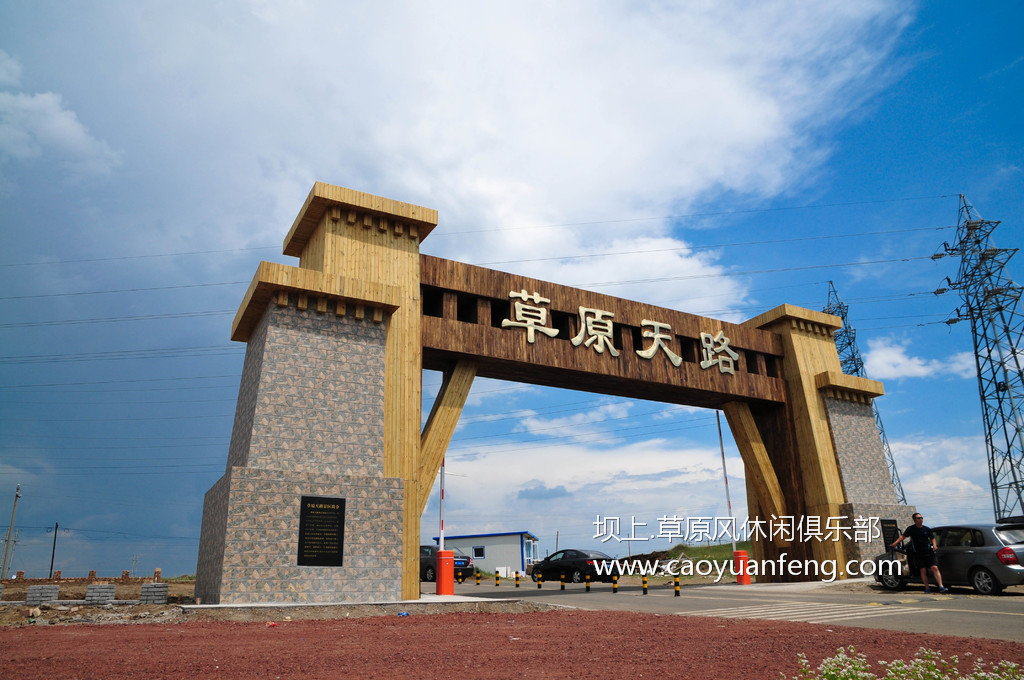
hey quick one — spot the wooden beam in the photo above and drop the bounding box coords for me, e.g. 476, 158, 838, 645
418, 361, 477, 514
722, 401, 789, 545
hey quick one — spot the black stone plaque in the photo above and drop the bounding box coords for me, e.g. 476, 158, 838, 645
880, 518, 901, 548
298, 495, 345, 567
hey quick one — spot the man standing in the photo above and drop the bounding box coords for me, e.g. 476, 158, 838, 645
890, 513, 947, 593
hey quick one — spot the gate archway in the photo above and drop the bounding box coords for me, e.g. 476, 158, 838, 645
196, 183, 910, 604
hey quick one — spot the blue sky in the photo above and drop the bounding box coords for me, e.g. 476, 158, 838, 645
0, 2, 1021, 578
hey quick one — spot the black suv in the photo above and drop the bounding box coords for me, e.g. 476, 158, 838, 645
419, 545, 474, 582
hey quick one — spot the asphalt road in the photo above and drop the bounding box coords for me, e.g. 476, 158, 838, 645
439, 577, 1024, 642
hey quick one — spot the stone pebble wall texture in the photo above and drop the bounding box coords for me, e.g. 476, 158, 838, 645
823, 396, 915, 563
195, 298, 402, 604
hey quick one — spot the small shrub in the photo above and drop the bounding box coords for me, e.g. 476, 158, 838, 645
783, 647, 1023, 680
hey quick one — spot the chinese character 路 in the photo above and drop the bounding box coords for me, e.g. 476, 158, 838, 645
700, 330, 739, 375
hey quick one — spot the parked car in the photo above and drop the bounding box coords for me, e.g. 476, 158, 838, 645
419, 545, 474, 582
530, 549, 615, 583
875, 519, 1024, 594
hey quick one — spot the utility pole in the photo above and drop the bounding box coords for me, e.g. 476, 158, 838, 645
938, 195, 1024, 520
48, 521, 59, 579
6, 530, 18, 578
1, 485, 21, 579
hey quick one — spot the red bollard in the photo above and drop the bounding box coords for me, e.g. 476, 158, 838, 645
436, 550, 454, 595
734, 550, 751, 585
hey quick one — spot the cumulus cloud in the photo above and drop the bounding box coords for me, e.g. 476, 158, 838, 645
863, 337, 977, 380
427, 437, 745, 546
517, 483, 572, 501
0, 49, 21, 87
55, 1, 912, 312
0, 90, 121, 177
888, 434, 991, 524
516, 401, 634, 442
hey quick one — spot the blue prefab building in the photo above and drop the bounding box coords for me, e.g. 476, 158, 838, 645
432, 531, 540, 577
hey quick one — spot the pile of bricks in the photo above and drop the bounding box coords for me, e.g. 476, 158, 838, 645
141, 583, 169, 604
85, 584, 117, 605
25, 585, 60, 606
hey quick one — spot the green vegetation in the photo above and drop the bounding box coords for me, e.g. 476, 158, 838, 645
679, 540, 752, 562
784, 647, 1022, 680
164, 574, 196, 582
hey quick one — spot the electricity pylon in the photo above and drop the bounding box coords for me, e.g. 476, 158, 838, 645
939, 195, 1024, 520
823, 282, 907, 504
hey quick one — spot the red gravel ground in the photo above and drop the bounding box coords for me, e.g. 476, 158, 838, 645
3, 610, 1024, 680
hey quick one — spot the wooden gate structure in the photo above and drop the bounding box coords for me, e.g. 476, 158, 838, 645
195, 183, 910, 604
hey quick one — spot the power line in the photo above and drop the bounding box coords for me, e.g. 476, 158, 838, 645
0, 194, 956, 268
0, 246, 277, 268
436, 194, 957, 236
0, 413, 233, 423
477, 225, 955, 267
573, 255, 937, 289
0, 280, 248, 301
0, 255, 939, 333
0, 345, 241, 365
0, 310, 234, 329
0, 374, 240, 390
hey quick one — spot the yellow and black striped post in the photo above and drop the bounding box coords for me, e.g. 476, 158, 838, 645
612, 575, 618, 593
560, 573, 565, 591
495, 572, 500, 586
475, 570, 480, 586
537, 574, 542, 589
642, 575, 648, 595
674, 575, 680, 596
515, 571, 520, 588
585, 574, 590, 592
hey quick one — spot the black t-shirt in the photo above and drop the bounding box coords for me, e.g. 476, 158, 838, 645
902, 524, 935, 554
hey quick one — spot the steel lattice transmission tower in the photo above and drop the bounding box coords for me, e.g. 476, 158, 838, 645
823, 282, 907, 504
940, 195, 1024, 520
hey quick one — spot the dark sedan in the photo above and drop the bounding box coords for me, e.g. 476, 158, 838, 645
876, 519, 1024, 594
420, 545, 474, 582
530, 549, 615, 583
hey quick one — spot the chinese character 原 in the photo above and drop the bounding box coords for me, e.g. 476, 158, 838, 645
572, 307, 620, 356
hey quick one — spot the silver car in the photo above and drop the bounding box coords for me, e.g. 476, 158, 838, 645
876, 519, 1024, 595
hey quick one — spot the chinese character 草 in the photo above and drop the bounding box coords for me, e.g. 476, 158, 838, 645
501, 290, 559, 344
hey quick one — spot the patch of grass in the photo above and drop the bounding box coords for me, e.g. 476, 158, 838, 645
681, 540, 752, 561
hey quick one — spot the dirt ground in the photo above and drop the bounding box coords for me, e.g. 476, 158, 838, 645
2, 581, 1024, 679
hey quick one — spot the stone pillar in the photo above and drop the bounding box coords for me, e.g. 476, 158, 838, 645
743, 306, 912, 577
195, 183, 437, 603
817, 372, 916, 563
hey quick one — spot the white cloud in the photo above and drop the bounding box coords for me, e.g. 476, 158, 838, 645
889, 434, 992, 524
0, 49, 21, 87
41, 1, 911, 311
864, 337, 976, 380
517, 401, 634, 442
0, 91, 120, 177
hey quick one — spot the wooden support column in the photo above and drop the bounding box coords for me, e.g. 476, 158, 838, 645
721, 401, 788, 539
418, 360, 478, 514
743, 304, 849, 570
